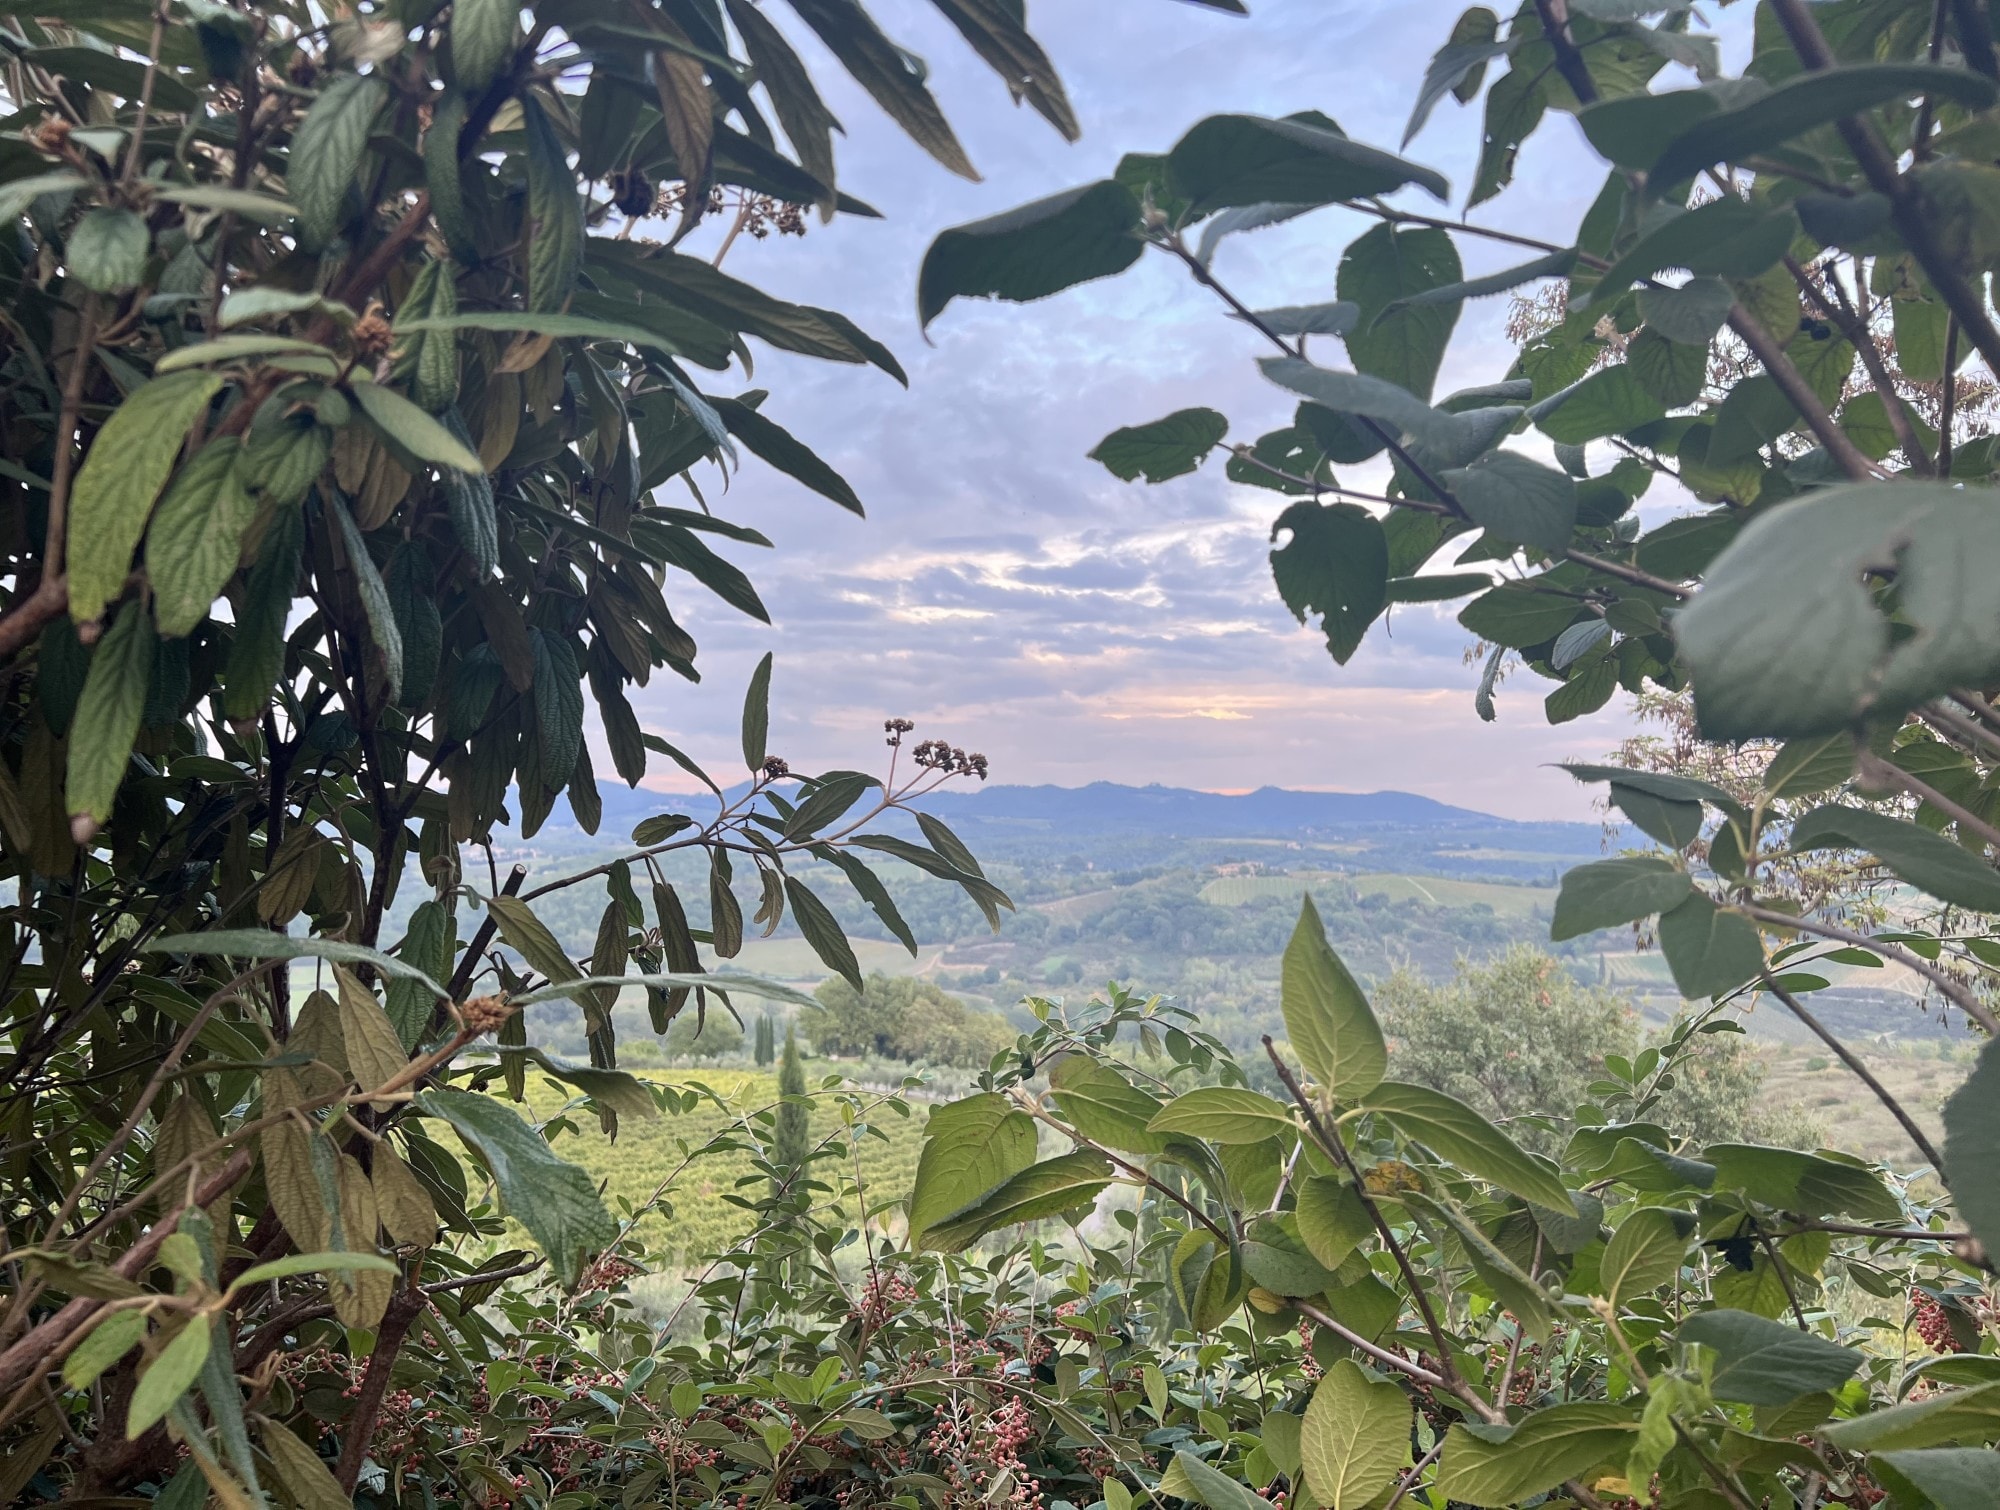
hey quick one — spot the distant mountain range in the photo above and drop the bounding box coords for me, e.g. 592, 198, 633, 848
578, 780, 1611, 878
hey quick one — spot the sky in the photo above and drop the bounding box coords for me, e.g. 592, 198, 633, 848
614, 1, 1717, 821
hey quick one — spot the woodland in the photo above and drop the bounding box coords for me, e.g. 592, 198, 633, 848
5, 2, 2000, 1509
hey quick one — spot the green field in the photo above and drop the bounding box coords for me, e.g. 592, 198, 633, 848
511, 1067, 929, 1267
1197, 870, 1556, 919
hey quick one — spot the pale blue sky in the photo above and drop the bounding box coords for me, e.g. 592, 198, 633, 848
618, 1, 1732, 819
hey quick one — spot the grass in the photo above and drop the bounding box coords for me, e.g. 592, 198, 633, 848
514, 1066, 929, 1267
1756, 1039, 1972, 1169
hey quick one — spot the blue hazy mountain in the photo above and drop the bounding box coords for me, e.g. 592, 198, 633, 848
581, 780, 1608, 880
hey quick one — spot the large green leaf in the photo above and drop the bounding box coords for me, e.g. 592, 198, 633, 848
1678, 1309, 1862, 1404
145, 928, 450, 1002
1550, 856, 1692, 941
918, 180, 1143, 328
1597, 1205, 1689, 1304
711, 396, 864, 514
1300, 1359, 1410, 1510
1944, 1042, 2000, 1266
1048, 1056, 1168, 1156
1459, 580, 1581, 647
523, 94, 583, 313
1360, 1081, 1574, 1213
1588, 198, 1796, 306
785, 0, 975, 178
1648, 64, 1997, 187
146, 439, 255, 638
1269, 500, 1389, 664
785, 876, 862, 992
908, 1093, 1037, 1249
67, 370, 226, 625
1676, 482, 2000, 739
289, 74, 386, 246
1820, 1381, 2000, 1452
1280, 895, 1386, 1101
919, 1150, 1114, 1252
414, 1088, 617, 1283
1434, 1403, 1637, 1507
1173, 1449, 1266, 1510
448, 0, 517, 95
1704, 1143, 1901, 1222
1788, 804, 2000, 913
349, 382, 482, 473
1443, 451, 1576, 551
1259, 358, 1447, 444
1147, 1086, 1296, 1145
126, 1314, 212, 1439
1166, 113, 1448, 217
1532, 364, 1668, 444
1872, 1448, 2000, 1508
67, 207, 149, 293
1656, 892, 1765, 1001
1091, 408, 1228, 483
1294, 1175, 1374, 1269
1379, 246, 1574, 314
64, 598, 153, 831
1338, 223, 1461, 400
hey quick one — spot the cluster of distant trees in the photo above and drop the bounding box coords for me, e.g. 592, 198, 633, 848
799, 973, 1018, 1068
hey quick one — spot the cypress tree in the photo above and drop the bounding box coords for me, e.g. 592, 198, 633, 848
773, 1026, 809, 1177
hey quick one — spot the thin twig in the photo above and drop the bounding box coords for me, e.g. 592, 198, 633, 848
1857, 748, 2000, 853
1746, 906, 2000, 1036
1760, 975, 1946, 1170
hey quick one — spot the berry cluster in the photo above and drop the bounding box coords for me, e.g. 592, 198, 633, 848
1910, 1288, 1966, 1353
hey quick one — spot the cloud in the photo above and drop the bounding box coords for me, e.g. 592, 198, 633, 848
608, 0, 1730, 822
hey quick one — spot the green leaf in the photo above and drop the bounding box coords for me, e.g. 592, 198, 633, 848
1592, 1208, 1688, 1312
1627, 327, 1706, 407
1259, 358, 1445, 445
326, 491, 402, 699
1146, 1087, 1296, 1145
1443, 451, 1576, 551
1589, 199, 1797, 308
785, 876, 861, 991
289, 74, 386, 246
1048, 1056, 1168, 1157
146, 439, 255, 638
1551, 856, 1692, 941
1651, 64, 1997, 188
1294, 1175, 1374, 1269
62, 1310, 147, 1389
484, 894, 583, 998
919, 1150, 1114, 1253
67, 369, 226, 625
1167, 114, 1448, 218
1379, 246, 1574, 316
507, 1047, 658, 1121
1459, 581, 1581, 648
785, 0, 974, 177
1338, 223, 1462, 401
711, 397, 864, 514
1821, 1381, 2000, 1453
1269, 500, 1389, 664
909, 1093, 1038, 1250
741, 651, 772, 770
1434, 1402, 1636, 1507
1091, 409, 1229, 484
448, 0, 516, 93
1249, 301, 1360, 336
413, 1088, 617, 1283
1657, 893, 1765, 1001
67, 207, 149, 292
1280, 894, 1386, 1101
530, 630, 584, 790
0, 169, 87, 220
230, 1250, 402, 1290
1677, 482, 2000, 739
333, 964, 408, 1096
1404, 1189, 1552, 1338
349, 382, 481, 472
1172, 1449, 1266, 1510
261, 1418, 349, 1510
1872, 1448, 2000, 1508
64, 598, 153, 830
1704, 1143, 1901, 1222
523, 94, 582, 313
918, 180, 1143, 329
144, 928, 450, 1002
1678, 1309, 1862, 1404
127, 1314, 211, 1439
1945, 1042, 2000, 1267
1360, 1081, 1575, 1212
1301, 1359, 1410, 1510
1788, 804, 2000, 913
1639, 277, 1735, 345
1531, 365, 1668, 444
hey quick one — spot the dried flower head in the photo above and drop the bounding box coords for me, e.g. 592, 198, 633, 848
352, 308, 394, 359
884, 717, 915, 748
459, 994, 517, 1036
29, 115, 71, 154
761, 755, 791, 781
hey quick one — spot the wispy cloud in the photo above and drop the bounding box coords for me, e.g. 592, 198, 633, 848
610, 0, 1718, 820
